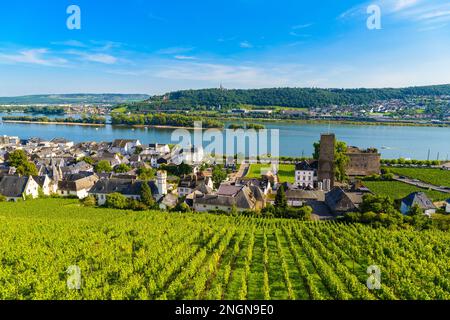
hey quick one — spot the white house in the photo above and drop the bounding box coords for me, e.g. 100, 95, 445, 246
50, 138, 74, 149
110, 139, 142, 155
178, 174, 213, 198
295, 161, 318, 188
148, 143, 171, 155
400, 192, 437, 217
171, 146, 204, 165
0, 175, 39, 201
89, 171, 168, 205
33, 175, 57, 196
58, 174, 99, 199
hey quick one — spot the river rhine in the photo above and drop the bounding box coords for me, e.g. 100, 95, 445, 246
0, 114, 449, 160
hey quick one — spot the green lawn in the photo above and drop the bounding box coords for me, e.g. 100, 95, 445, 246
246, 164, 295, 183
111, 107, 128, 113
385, 167, 450, 187
363, 181, 449, 201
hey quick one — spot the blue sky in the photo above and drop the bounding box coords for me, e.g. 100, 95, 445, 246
0, 0, 450, 96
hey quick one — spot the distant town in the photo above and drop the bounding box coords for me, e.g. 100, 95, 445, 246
0, 133, 448, 222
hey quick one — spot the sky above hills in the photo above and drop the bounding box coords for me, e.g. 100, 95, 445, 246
1, 0, 450, 96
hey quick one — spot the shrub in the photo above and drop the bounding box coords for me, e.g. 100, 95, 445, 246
81, 195, 97, 207
105, 193, 129, 209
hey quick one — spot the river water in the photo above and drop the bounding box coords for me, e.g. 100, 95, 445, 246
0, 113, 449, 160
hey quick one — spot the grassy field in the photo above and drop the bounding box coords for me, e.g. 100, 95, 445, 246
386, 167, 450, 187
1, 199, 450, 300
363, 181, 449, 201
246, 164, 295, 183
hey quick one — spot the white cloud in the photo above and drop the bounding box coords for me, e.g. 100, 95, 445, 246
174, 55, 197, 60
339, 0, 450, 28
157, 46, 194, 55
240, 41, 253, 48
0, 48, 67, 66
51, 40, 86, 48
154, 61, 314, 88
292, 23, 313, 30
392, 0, 420, 12
66, 50, 118, 64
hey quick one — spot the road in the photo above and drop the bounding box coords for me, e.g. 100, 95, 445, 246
394, 176, 450, 194
230, 161, 250, 182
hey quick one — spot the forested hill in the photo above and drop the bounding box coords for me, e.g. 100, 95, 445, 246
136, 85, 450, 110
0, 94, 150, 105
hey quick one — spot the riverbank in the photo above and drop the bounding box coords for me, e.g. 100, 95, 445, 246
211, 116, 450, 128
2, 120, 106, 127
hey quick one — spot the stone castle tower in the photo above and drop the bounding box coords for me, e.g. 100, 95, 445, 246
318, 134, 335, 190
156, 170, 167, 196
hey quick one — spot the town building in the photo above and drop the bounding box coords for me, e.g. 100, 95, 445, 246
294, 160, 318, 188
346, 147, 381, 176
193, 184, 264, 212
110, 139, 142, 155
58, 173, 99, 199
325, 187, 364, 214
400, 192, 436, 217
178, 174, 213, 198
0, 175, 39, 201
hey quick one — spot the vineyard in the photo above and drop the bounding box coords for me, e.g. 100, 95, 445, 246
363, 181, 449, 201
1, 199, 450, 300
385, 167, 450, 187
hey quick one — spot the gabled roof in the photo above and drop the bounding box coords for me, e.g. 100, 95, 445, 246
295, 160, 318, 171
32, 175, 50, 187
217, 184, 243, 197
51, 138, 72, 144
325, 187, 363, 212
195, 185, 256, 209
89, 179, 159, 196
58, 174, 98, 192
112, 139, 139, 148
402, 192, 436, 210
0, 175, 32, 197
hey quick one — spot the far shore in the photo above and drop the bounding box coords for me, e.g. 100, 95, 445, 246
2, 120, 106, 127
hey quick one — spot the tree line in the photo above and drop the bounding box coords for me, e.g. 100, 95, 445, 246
123, 85, 450, 111
111, 113, 223, 128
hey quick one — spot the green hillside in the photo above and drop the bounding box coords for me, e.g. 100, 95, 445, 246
126, 84, 450, 111
0, 94, 150, 105
1, 199, 449, 300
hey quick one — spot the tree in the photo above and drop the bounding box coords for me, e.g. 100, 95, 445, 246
8, 150, 38, 176
8, 150, 28, 167
134, 146, 143, 155
409, 204, 423, 217
140, 182, 155, 208
79, 156, 94, 165
105, 193, 128, 209
95, 160, 112, 173
178, 162, 193, 176
275, 185, 287, 210
137, 167, 155, 180
212, 165, 227, 188
114, 163, 131, 173
16, 161, 38, 176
